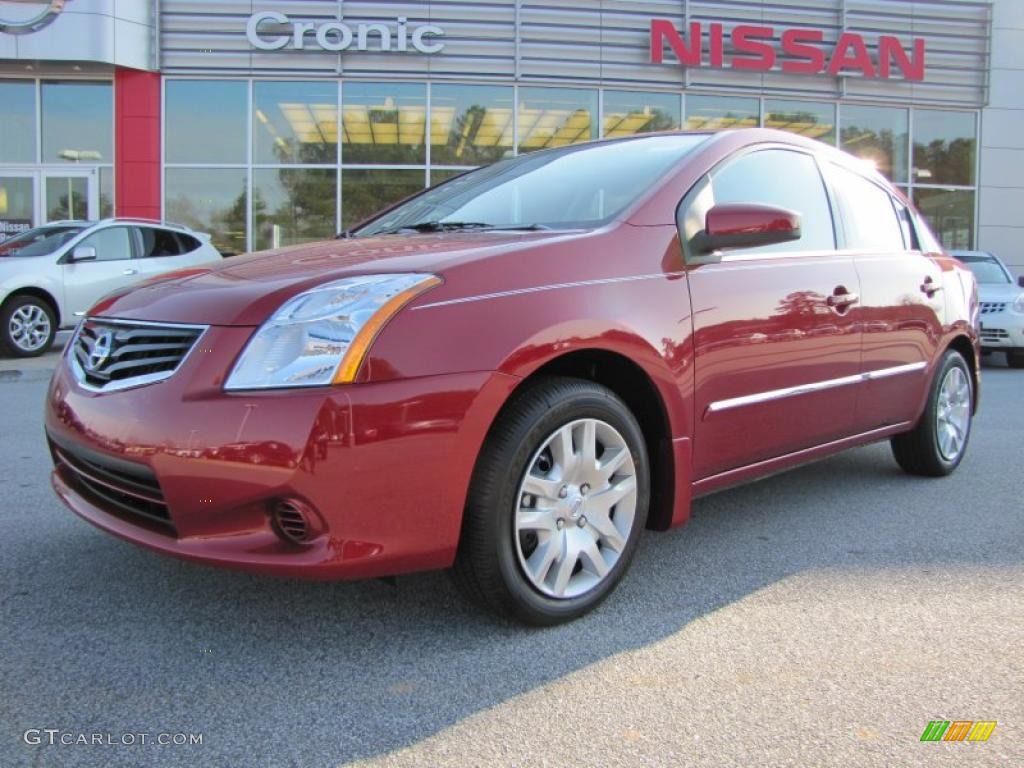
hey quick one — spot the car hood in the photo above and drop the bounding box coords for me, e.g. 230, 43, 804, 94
89, 230, 582, 326
977, 282, 1023, 303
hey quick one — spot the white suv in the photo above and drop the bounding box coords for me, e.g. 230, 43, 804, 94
953, 250, 1024, 368
0, 219, 222, 357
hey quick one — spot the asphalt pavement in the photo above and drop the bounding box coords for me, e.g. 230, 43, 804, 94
0, 353, 1020, 768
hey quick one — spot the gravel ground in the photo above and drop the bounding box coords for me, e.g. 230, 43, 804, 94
0, 355, 1020, 768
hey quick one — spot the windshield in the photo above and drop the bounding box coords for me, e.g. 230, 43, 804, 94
958, 255, 1011, 284
356, 134, 709, 237
0, 226, 85, 257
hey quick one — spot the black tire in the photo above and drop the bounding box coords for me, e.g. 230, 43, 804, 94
890, 349, 973, 477
453, 376, 650, 625
1007, 351, 1024, 369
1, 294, 57, 358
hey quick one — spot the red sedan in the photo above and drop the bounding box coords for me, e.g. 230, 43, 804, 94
45, 129, 979, 625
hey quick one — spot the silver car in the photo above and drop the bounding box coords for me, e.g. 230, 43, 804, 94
953, 250, 1024, 368
0, 219, 222, 357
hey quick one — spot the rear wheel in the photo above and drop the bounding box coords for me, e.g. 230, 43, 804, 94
1, 295, 56, 358
453, 376, 649, 625
1007, 350, 1024, 369
891, 349, 973, 476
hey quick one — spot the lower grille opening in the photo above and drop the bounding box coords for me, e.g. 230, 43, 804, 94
51, 439, 174, 534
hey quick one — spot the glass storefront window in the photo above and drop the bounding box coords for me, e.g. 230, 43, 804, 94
342, 83, 426, 165
603, 91, 681, 138
764, 99, 836, 144
430, 84, 514, 166
342, 169, 424, 229
840, 105, 908, 183
254, 81, 338, 165
41, 81, 112, 164
0, 81, 37, 163
518, 87, 597, 153
165, 168, 248, 255
254, 168, 337, 250
685, 95, 758, 131
912, 110, 976, 186
0, 176, 35, 237
99, 167, 114, 219
44, 175, 88, 221
166, 80, 248, 164
913, 188, 975, 250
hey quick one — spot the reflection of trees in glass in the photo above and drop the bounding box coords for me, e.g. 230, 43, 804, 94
841, 125, 897, 177
256, 170, 336, 251
440, 104, 510, 165
912, 137, 974, 185
166, 181, 250, 256
341, 171, 424, 230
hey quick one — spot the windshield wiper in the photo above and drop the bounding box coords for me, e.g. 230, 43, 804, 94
371, 221, 552, 236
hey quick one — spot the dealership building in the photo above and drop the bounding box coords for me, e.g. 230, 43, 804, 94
0, 0, 1021, 272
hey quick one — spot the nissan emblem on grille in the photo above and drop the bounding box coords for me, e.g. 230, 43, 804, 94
86, 329, 114, 374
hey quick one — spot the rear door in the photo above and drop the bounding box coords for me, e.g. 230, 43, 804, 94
826, 164, 943, 431
682, 147, 863, 480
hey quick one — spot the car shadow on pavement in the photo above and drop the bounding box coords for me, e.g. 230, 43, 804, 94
3, 360, 1019, 768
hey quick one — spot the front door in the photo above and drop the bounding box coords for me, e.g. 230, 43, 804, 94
62, 225, 137, 317
0, 168, 99, 237
42, 169, 98, 223
680, 147, 862, 480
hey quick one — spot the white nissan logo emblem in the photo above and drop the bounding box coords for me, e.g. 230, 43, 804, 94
86, 329, 113, 373
0, 0, 70, 36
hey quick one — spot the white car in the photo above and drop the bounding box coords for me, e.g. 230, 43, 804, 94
953, 250, 1024, 368
0, 219, 222, 357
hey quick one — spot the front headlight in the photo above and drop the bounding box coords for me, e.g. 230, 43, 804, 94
225, 273, 440, 390
1014, 293, 1024, 314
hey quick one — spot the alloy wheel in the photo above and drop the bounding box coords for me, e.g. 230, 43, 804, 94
9, 304, 52, 353
935, 366, 970, 461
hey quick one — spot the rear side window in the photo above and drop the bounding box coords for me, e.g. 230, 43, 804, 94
830, 165, 905, 251
684, 148, 836, 255
138, 227, 184, 258
177, 234, 201, 253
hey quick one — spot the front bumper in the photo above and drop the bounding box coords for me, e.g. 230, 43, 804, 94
45, 324, 518, 579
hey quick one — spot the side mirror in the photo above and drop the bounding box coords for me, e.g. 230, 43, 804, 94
71, 245, 97, 262
694, 203, 802, 254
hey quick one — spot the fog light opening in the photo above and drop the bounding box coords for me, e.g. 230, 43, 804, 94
271, 499, 317, 545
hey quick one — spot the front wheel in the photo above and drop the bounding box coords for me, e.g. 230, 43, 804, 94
453, 376, 650, 625
1, 295, 57, 358
891, 349, 973, 477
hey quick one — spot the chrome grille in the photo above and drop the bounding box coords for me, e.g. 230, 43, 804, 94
70, 319, 206, 392
979, 302, 1007, 315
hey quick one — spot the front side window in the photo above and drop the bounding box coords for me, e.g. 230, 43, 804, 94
77, 226, 132, 261
830, 165, 905, 251
682, 149, 836, 256
356, 135, 707, 236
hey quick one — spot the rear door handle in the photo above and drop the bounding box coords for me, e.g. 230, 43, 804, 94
122, 268, 138, 276
920, 278, 942, 296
